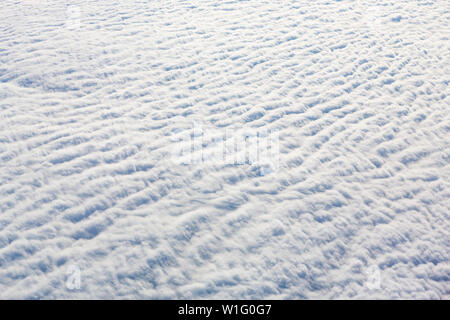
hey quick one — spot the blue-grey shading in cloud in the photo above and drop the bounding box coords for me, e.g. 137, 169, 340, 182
0, 0, 448, 299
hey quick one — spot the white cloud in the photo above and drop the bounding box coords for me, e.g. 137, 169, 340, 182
0, 0, 448, 299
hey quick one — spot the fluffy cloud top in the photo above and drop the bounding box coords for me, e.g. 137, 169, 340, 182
0, 0, 448, 299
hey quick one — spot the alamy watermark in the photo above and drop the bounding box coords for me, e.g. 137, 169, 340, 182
66, 5, 81, 31
169, 123, 280, 175
364, 265, 381, 290
357, 0, 387, 32
66, 264, 81, 290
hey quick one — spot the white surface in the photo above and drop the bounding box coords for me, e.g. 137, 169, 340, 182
0, 0, 449, 299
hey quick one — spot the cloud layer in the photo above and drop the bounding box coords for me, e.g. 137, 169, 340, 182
0, 0, 448, 299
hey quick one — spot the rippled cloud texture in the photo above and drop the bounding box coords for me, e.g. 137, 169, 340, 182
0, 0, 449, 299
